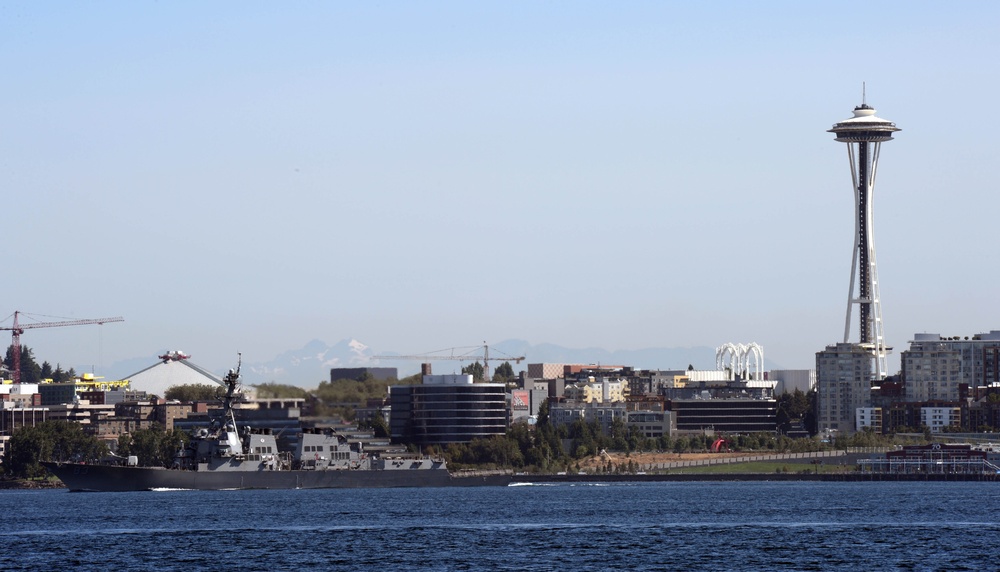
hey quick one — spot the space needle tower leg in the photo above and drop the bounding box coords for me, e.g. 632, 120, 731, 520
829, 98, 900, 381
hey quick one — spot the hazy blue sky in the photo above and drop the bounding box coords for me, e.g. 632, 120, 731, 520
2, 1, 998, 376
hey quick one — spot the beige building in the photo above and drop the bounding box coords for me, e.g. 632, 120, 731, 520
527, 363, 568, 379
563, 377, 628, 404
46, 401, 116, 431
901, 332, 1000, 402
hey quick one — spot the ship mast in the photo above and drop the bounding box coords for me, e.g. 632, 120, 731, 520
220, 353, 241, 431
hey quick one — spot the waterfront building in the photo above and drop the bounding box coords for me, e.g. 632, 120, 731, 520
625, 410, 674, 439
860, 443, 997, 475
768, 370, 815, 395
816, 342, 873, 434
0, 404, 48, 434
901, 332, 1000, 402
667, 398, 777, 434
389, 374, 507, 446
921, 406, 961, 433
548, 401, 627, 434
856, 407, 883, 433
966, 397, 1000, 432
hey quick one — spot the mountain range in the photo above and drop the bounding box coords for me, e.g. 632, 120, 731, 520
95, 339, 783, 388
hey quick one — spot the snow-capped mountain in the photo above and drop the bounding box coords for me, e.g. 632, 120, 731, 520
236, 339, 726, 387
98, 338, 778, 389
242, 339, 374, 385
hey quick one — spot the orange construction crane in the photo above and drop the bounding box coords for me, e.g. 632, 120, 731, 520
371, 342, 525, 382
1, 311, 125, 383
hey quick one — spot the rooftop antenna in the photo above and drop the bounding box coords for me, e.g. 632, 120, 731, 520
862, 81, 867, 106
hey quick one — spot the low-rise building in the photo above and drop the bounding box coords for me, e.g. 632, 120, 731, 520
668, 398, 777, 434
856, 407, 883, 433
563, 377, 628, 404
0, 404, 48, 434
625, 410, 674, 438
921, 406, 961, 433
548, 401, 627, 434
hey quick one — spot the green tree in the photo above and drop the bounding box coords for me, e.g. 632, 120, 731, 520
465, 435, 523, 468
3, 421, 108, 479
253, 383, 308, 399
803, 389, 818, 436
117, 425, 188, 467
493, 361, 515, 382
363, 414, 390, 439
52, 365, 75, 382
532, 400, 564, 468
164, 384, 223, 402
4, 345, 42, 384
536, 398, 551, 427
610, 417, 629, 451
775, 388, 817, 436
462, 361, 485, 382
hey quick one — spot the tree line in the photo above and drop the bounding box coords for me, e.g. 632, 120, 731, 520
3, 346, 78, 383
1, 421, 191, 479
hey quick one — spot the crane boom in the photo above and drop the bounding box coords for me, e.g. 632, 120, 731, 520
371, 343, 525, 382
1, 311, 125, 384
369, 355, 526, 362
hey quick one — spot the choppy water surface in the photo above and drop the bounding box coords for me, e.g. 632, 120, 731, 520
2, 481, 997, 570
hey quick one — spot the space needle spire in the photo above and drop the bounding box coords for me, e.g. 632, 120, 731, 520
828, 94, 900, 381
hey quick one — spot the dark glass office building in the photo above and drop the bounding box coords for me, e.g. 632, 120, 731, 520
668, 399, 777, 433
390, 377, 507, 446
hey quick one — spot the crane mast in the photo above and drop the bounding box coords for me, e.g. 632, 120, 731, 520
1, 311, 125, 384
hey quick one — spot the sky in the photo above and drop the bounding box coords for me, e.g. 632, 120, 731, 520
2, 1, 998, 377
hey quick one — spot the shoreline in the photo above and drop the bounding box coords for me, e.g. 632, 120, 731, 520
13, 473, 999, 490
510, 472, 1000, 483
0, 479, 66, 490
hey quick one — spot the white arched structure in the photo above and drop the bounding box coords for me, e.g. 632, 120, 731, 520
715, 342, 765, 381
741, 342, 764, 381
716, 343, 741, 378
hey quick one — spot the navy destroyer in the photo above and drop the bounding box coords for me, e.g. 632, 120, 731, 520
43, 358, 510, 491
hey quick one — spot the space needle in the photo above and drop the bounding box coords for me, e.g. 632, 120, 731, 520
828, 91, 900, 381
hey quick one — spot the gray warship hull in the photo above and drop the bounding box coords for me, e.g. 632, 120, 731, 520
43, 462, 511, 492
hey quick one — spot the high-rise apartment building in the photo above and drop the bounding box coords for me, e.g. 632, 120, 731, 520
816, 343, 873, 434
901, 332, 1000, 401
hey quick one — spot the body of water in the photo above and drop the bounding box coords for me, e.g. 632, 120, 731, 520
2, 481, 996, 570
